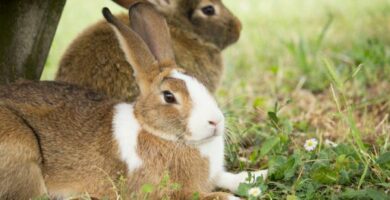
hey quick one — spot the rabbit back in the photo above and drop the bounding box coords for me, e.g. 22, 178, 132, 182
0, 81, 129, 198
56, 14, 222, 102
56, 15, 139, 102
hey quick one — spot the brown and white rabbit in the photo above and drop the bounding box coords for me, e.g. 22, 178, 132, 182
1, 3, 264, 200
55, 0, 242, 102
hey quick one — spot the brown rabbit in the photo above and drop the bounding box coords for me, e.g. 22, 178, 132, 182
55, 0, 242, 102
0, 4, 265, 200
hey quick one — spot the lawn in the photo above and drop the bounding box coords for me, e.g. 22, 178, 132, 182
43, 0, 390, 199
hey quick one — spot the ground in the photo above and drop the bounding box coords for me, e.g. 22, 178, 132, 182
43, 0, 390, 199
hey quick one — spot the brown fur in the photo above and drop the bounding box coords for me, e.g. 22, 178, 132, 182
0, 4, 236, 200
0, 82, 124, 199
56, 0, 241, 102
0, 106, 46, 200
0, 81, 232, 199
130, 131, 212, 199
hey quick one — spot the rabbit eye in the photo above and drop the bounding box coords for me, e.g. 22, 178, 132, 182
163, 91, 177, 104
201, 5, 216, 16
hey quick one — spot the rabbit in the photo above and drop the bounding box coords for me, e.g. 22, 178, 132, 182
0, 3, 265, 200
55, 0, 242, 102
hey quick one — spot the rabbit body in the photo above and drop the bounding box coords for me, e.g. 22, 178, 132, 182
56, 14, 223, 102
56, 0, 241, 102
0, 81, 222, 199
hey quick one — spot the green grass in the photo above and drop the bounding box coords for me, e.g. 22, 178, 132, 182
43, 0, 390, 199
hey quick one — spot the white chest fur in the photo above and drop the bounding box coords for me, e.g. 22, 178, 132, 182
112, 103, 143, 172
197, 136, 225, 181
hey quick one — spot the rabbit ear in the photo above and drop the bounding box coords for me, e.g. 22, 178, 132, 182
129, 2, 176, 68
102, 7, 158, 94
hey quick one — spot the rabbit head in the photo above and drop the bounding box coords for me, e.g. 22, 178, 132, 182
103, 3, 225, 144
113, 0, 242, 49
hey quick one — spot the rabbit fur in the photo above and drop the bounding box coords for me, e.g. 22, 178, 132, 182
0, 3, 265, 200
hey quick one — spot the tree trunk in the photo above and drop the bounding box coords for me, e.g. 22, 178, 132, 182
0, 0, 66, 85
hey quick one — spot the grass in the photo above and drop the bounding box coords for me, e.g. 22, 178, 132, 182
43, 0, 390, 199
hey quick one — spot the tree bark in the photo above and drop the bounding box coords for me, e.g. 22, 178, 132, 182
0, 0, 66, 85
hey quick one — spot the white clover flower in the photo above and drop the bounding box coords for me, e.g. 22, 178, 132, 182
248, 187, 262, 197
325, 139, 338, 147
304, 138, 318, 152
